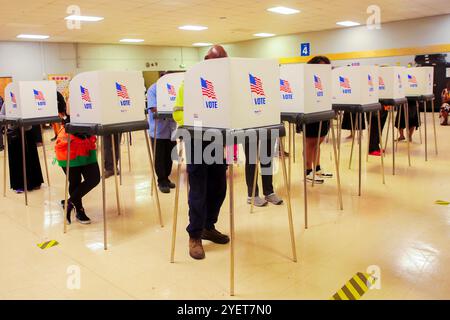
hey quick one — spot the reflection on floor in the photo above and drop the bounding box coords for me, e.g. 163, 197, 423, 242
0, 118, 449, 300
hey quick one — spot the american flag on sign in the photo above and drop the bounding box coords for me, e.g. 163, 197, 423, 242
33, 89, 45, 101
10, 92, 16, 103
280, 79, 292, 93
249, 74, 265, 96
408, 74, 417, 84
314, 75, 323, 90
116, 82, 130, 99
379, 77, 385, 86
368, 74, 374, 86
167, 83, 176, 96
80, 86, 91, 102
201, 78, 217, 99
339, 76, 351, 89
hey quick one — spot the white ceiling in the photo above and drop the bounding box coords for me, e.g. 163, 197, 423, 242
1, 0, 449, 47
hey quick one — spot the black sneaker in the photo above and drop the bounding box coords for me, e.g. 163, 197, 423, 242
158, 184, 170, 193
201, 227, 230, 244
76, 208, 91, 225
60, 200, 74, 225
167, 180, 176, 189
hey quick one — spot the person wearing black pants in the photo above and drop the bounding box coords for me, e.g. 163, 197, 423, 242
395, 99, 419, 142
103, 133, 121, 178
151, 137, 177, 189
369, 106, 389, 155
62, 163, 100, 223
244, 136, 283, 207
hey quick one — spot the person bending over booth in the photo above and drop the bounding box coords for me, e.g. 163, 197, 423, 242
55, 100, 100, 225
147, 72, 177, 193
173, 45, 230, 260
302, 55, 334, 184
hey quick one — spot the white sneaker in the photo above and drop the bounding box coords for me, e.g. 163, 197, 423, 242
316, 169, 333, 179
306, 172, 324, 184
247, 196, 268, 207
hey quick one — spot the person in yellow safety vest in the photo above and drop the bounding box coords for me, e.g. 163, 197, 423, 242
173, 45, 230, 260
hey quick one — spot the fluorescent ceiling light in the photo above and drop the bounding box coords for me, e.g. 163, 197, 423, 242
192, 42, 213, 47
178, 25, 208, 31
336, 21, 360, 27
17, 34, 49, 40
254, 33, 275, 37
120, 38, 144, 43
267, 6, 300, 15
65, 15, 104, 22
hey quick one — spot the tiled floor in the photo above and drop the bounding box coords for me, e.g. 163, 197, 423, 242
0, 117, 449, 300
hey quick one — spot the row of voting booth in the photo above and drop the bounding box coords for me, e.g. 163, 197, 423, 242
0, 58, 438, 297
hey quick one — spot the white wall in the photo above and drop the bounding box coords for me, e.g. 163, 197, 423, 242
199, 14, 450, 63
0, 41, 200, 80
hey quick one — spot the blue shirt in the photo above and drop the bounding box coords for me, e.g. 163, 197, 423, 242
147, 83, 176, 139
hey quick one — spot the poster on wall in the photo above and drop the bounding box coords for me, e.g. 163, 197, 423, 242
48, 74, 71, 101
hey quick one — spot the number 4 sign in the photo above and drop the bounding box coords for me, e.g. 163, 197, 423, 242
300, 43, 310, 57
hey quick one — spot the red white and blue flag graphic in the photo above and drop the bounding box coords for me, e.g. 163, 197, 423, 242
379, 76, 385, 90
280, 79, 292, 93
116, 82, 130, 99
167, 83, 176, 96
201, 78, 217, 100
314, 75, 323, 90
80, 86, 91, 102
249, 74, 265, 96
339, 76, 351, 89
408, 74, 417, 84
34, 90, 45, 101
10, 92, 16, 104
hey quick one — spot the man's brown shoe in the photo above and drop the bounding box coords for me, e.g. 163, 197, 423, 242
202, 227, 230, 244
189, 238, 205, 260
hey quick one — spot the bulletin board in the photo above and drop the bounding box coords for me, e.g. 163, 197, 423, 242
48, 74, 71, 101
0, 76, 13, 100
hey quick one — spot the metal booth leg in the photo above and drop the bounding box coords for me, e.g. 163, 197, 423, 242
417, 101, 422, 144
279, 137, 297, 262
100, 136, 108, 250
21, 127, 28, 206
349, 113, 357, 170
126, 132, 132, 172
431, 99, 438, 156
423, 100, 429, 161
170, 139, 184, 263
250, 140, 260, 214
358, 113, 362, 196
118, 137, 122, 186
151, 119, 158, 196
312, 121, 322, 188
3, 124, 8, 197
384, 107, 391, 160
39, 125, 51, 186
391, 106, 396, 175
111, 136, 121, 215
229, 162, 235, 296
63, 135, 71, 234
404, 103, 411, 167
366, 112, 372, 162
377, 111, 386, 184
292, 123, 296, 164
144, 130, 163, 227
330, 121, 343, 210
302, 124, 308, 229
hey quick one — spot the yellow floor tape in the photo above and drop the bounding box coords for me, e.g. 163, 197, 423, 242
330, 272, 376, 300
435, 200, 450, 206
37, 240, 59, 250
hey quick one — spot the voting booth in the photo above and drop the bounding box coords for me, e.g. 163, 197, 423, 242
156, 72, 184, 112
378, 67, 406, 100
279, 64, 332, 114
183, 57, 281, 129
69, 71, 146, 125
404, 67, 434, 97
332, 66, 379, 105
4, 81, 57, 119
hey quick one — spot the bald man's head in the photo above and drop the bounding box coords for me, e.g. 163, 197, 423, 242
204, 45, 228, 60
